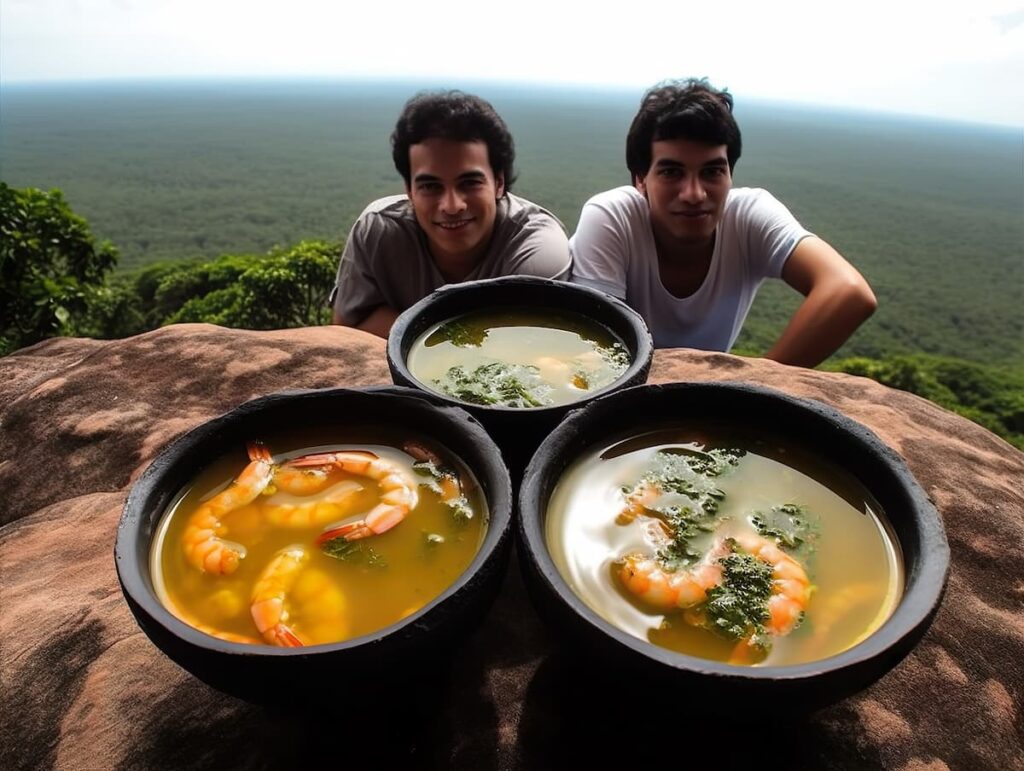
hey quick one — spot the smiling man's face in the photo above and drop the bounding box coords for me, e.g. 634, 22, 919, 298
636, 138, 732, 254
406, 137, 504, 267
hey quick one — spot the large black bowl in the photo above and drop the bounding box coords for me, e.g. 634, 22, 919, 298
387, 275, 653, 480
518, 382, 949, 714
115, 386, 513, 704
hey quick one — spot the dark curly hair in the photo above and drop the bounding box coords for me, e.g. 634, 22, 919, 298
625, 78, 742, 183
391, 90, 517, 193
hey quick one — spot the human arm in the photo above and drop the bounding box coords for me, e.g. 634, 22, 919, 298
333, 303, 400, 339
763, 236, 877, 367
330, 212, 398, 337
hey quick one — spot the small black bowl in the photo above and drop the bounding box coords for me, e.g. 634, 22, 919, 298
115, 386, 512, 704
387, 275, 653, 480
518, 382, 949, 714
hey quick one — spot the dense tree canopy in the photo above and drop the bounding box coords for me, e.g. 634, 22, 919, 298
1, 182, 118, 354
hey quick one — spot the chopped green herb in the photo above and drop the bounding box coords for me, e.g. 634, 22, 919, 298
432, 362, 549, 408
703, 551, 774, 640
750, 503, 814, 551
623, 448, 742, 569
320, 538, 388, 568
427, 320, 488, 347
446, 495, 474, 525
600, 341, 631, 370
412, 459, 446, 494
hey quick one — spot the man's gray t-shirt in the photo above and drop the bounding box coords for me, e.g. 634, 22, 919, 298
331, 193, 571, 325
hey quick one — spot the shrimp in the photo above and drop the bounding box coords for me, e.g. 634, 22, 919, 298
733, 532, 813, 636
283, 450, 418, 543
250, 545, 308, 647
617, 538, 732, 610
181, 441, 274, 574
270, 464, 333, 496
616, 480, 663, 525
726, 532, 813, 664
262, 479, 364, 527
403, 440, 473, 500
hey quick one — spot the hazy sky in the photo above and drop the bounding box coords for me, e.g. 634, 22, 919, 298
3, 0, 1023, 126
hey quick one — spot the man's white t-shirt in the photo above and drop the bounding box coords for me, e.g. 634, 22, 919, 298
569, 186, 812, 350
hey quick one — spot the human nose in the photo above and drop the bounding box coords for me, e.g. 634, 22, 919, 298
440, 187, 467, 215
679, 174, 707, 205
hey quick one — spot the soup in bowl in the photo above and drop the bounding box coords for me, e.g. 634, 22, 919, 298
517, 383, 949, 713
388, 276, 653, 477
115, 386, 513, 703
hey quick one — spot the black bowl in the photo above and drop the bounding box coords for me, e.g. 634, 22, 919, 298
518, 382, 949, 714
387, 275, 653, 480
115, 386, 513, 704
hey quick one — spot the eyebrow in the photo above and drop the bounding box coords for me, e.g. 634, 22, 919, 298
412, 170, 488, 184
653, 157, 729, 169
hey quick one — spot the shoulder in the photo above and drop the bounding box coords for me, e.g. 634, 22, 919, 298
346, 194, 418, 246
582, 185, 647, 214
575, 186, 648, 236
494, 193, 569, 248
353, 194, 415, 225
501, 193, 566, 232
724, 187, 792, 219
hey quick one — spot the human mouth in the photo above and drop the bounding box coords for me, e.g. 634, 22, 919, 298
435, 219, 474, 230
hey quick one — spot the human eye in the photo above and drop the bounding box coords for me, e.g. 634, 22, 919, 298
702, 166, 728, 180
417, 181, 443, 194
657, 166, 682, 179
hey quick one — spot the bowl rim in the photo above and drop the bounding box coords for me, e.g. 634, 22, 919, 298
386, 275, 654, 415
115, 384, 513, 657
517, 380, 950, 681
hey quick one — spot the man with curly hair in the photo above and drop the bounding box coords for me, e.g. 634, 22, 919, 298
330, 90, 570, 338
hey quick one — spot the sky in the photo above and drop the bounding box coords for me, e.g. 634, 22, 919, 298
2, 0, 1023, 127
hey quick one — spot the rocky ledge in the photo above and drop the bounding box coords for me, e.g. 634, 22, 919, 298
1, 324, 1021, 769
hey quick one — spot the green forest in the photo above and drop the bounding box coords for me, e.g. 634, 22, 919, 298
1, 81, 1021, 448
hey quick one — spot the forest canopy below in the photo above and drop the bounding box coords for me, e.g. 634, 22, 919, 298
1, 82, 1021, 448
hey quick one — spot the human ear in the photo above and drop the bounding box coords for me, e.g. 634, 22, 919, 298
495, 174, 506, 199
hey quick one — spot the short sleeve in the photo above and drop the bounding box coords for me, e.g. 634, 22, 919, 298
569, 198, 630, 299
504, 213, 571, 281
331, 216, 387, 326
738, 190, 814, 279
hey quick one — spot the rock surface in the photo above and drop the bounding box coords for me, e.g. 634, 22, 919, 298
1, 324, 1022, 770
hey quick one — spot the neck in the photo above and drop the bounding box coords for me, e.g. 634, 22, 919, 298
652, 225, 716, 299
430, 231, 494, 283
651, 220, 716, 265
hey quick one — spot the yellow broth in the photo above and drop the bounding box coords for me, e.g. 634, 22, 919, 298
405, 308, 630, 408
151, 439, 487, 646
545, 431, 903, 666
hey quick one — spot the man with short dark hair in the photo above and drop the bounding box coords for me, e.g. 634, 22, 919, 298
330, 90, 571, 338
570, 78, 876, 366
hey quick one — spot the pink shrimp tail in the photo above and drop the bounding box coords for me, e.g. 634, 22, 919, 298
247, 441, 273, 463
267, 625, 304, 647
316, 521, 374, 544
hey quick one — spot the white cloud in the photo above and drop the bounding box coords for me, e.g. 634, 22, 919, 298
2, 0, 1022, 125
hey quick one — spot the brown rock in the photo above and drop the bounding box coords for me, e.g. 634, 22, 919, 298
1, 325, 1021, 769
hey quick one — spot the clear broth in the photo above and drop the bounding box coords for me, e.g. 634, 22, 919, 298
151, 431, 487, 646
546, 429, 903, 666
406, 308, 630, 408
